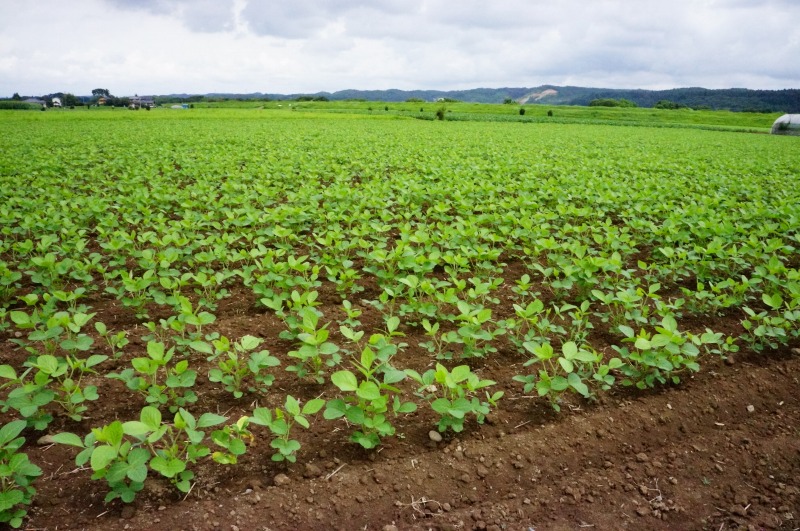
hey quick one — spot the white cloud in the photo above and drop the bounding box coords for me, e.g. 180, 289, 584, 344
0, 0, 798, 96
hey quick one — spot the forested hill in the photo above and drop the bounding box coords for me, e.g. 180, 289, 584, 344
194, 85, 800, 112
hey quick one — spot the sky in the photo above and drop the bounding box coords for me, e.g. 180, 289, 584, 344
2, 0, 799, 97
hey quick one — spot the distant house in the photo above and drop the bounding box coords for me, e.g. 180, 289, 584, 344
129, 96, 155, 109
51, 97, 62, 107
97, 96, 110, 105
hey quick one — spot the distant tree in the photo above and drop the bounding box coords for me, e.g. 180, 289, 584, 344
589, 98, 637, 108
504, 98, 514, 104
653, 99, 688, 110
435, 106, 447, 120
405, 98, 424, 103
384, 105, 389, 111
92, 88, 111, 98
12, 92, 21, 101
63, 93, 80, 107
547, 110, 554, 117
519, 107, 525, 115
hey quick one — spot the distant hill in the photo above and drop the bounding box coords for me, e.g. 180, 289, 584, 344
162, 85, 800, 112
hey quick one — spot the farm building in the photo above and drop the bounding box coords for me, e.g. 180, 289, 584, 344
129, 96, 155, 109
771, 114, 800, 135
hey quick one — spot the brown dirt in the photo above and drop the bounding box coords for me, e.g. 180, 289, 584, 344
3, 275, 799, 531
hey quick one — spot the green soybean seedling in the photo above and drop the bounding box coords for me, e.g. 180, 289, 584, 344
512, 341, 606, 411
191, 335, 280, 398
107, 341, 197, 412
613, 316, 707, 389
94, 322, 129, 359
0, 420, 42, 529
324, 344, 417, 449
0, 342, 107, 426
250, 395, 325, 462
285, 307, 340, 384
406, 363, 502, 433
210, 416, 252, 465
52, 406, 229, 501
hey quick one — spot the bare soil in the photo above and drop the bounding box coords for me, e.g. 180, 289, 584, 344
3, 273, 799, 531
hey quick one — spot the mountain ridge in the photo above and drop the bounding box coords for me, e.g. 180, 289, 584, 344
165, 85, 800, 112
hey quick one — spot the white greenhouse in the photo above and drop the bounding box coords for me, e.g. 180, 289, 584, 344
771, 114, 800, 135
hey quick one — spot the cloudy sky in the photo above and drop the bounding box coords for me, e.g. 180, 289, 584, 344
2, 0, 798, 97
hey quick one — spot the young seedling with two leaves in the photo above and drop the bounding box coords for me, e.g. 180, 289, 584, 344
513, 340, 612, 412
285, 307, 341, 384
190, 335, 280, 398
107, 341, 197, 413
324, 343, 417, 449
406, 363, 501, 434
249, 395, 325, 462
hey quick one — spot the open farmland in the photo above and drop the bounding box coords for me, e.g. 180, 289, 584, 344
0, 109, 799, 530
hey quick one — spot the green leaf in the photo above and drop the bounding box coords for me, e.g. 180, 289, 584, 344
240, 335, 262, 350
550, 376, 569, 392
49, 432, 84, 448
140, 406, 162, 430
356, 381, 381, 401
0, 489, 24, 511
567, 373, 590, 397
431, 398, 451, 415
382, 368, 406, 385
150, 456, 186, 478
90, 445, 118, 471
271, 438, 301, 456
301, 398, 325, 415
762, 292, 783, 309
0, 422, 25, 450
146, 341, 166, 360
36, 355, 59, 375
285, 395, 301, 417
0, 365, 17, 380
323, 399, 348, 420
344, 406, 365, 424
561, 341, 578, 358
450, 365, 471, 382
331, 370, 358, 392
86, 355, 108, 368
618, 325, 634, 338
131, 357, 154, 374
394, 400, 417, 414
122, 421, 150, 438
126, 448, 150, 483
9, 311, 30, 326
634, 337, 652, 350
189, 341, 213, 354
99, 421, 124, 447
197, 413, 227, 428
